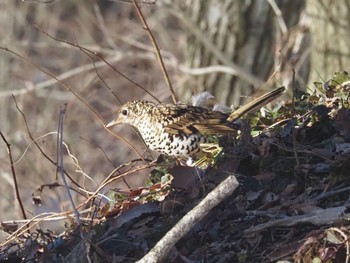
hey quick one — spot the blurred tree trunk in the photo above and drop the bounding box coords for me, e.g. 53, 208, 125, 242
169, 0, 307, 106
306, 0, 350, 84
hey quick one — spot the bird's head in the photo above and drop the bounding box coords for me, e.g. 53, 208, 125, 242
106, 100, 154, 128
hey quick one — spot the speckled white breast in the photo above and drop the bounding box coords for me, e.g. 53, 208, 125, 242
136, 117, 208, 157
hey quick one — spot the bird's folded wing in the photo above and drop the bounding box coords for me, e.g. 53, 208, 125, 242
159, 105, 234, 135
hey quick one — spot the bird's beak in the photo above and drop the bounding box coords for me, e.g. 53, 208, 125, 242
106, 119, 119, 128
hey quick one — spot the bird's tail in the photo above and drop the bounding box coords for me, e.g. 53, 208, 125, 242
227, 86, 286, 122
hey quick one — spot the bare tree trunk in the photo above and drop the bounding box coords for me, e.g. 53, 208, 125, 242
307, 0, 350, 84
168, 1, 307, 106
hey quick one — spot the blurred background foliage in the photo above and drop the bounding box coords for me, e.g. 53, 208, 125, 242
0, 0, 349, 237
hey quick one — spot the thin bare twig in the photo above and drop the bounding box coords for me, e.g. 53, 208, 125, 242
33, 23, 160, 104
132, 0, 177, 103
34, 182, 88, 200
0, 208, 98, 248
78, 47, 149, 164
291, 69, 300, 168
0, 51, 155, 98
11, 95, 82, 189
56, 104, 81, 225
79, 136, 133, 189
1, 212, 98, 226
0, 131, 27, 221
0, 47, 145, 161
1, 161, 156, 247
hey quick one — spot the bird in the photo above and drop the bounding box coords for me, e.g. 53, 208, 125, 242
106, 86, 286, 159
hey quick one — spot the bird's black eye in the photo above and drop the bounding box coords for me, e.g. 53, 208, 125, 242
121, 109, 128, 116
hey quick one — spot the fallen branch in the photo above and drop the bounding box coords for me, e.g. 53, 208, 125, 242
136, 174, 239, 263
244, 206, 350, 235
